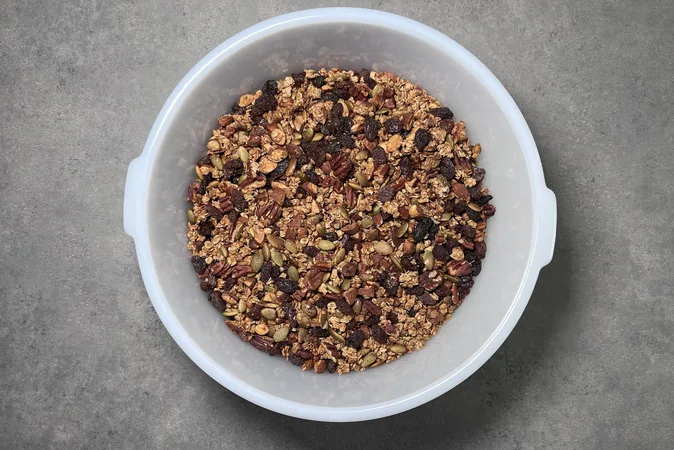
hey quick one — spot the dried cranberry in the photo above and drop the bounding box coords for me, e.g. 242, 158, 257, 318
414, 128, 431, 150
384, 118, 402, 134
363, 116, 379, 141
429, 107, 454, 119
345, 330, 365, 349
378, 185, 395, 203
275, 278, 298, 294
191, 256, 207, 274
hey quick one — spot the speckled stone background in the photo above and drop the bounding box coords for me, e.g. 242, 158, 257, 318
1, 0, 673, 448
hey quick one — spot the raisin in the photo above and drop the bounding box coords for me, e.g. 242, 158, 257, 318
270, 265, 281, 280
364, 314, 379, 326
304, 168, 320, 184
475, 194, 493, 206
333, 81, 352, 100
268, 158, 289, 181
401, 254, 424, 273
400, 156, 415, 178
208, 291, 227, 313
378, 272, 399, 296
384, 118, 402, 134
230, 189, 248, 211
262, 80, 278, 95
371, 325, 387, 344
474, 242, 487, 259
339, 134, 355, 149
378, 185, 395, 203
251, 93, 277, 117
468, 187, 483, 201
324, 231, 338, 242
198, 220, 214, 239
341, 235, 356, 253
412, 217, 434, 242
289, 354, 305, 366
275, 278, 298, 294
335, 298, 352, 314
419, 293, 436, 306
259, 261, 272, 282
341, 262, 358, 278
432, 244, 451, 262
248, 304, 263, 320
291, 72, 305, 87
309, 327, 330, 338
222, 278, 236, 291
471, 259, 482, 276
429, 107, 454, 119
372, 146, 388, 166
453, 201, 466, 215
364, 116, 379, 141
311, 75, 326, 88
321, 91, 339, 102
346, 330, 365, 349
439, 158, 455, 179
472, 167, 486, 182
337, 117, 353, 135
360, 68, 376, 88
304, 245, 320, 257
205, 204, 224, 222
315, 297, 330, 308
331, 101, 344, 118
456, 224, 476, 239
231, 103, 245, 115
327, 360, 338, 373
414, 128, 431, 150
303, 141, 326, 167
386, 311, 399, 324
464, 250, 477, 262
406, 286, 424, 296
191, 255, 207, 274
466, 208, 482, 222
325, 141, 341, 155
407, 308, 416, 317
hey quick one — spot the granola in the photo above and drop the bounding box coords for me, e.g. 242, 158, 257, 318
186, 69, 495, 374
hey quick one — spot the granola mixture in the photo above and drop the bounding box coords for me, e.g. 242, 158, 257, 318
186, 69, 495, 374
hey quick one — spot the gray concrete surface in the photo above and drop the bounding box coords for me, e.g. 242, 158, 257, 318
1, 0, 673, 448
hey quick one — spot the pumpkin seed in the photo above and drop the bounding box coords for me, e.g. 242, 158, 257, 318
333, 248, 346, 265
352, 299, 362, 314
255, 323, 269, 335
273, 326, 289, 342
340, 278, 352, 291
219, 246, 228, 258
371, 205, 381, 215
187, 209, 196, 224
251, 251, 264, 273
297, 313, 310, 328
361, 353, 376, 368
302, 127, 314, 142
238, 298, 247, 313
318, 240, 335, 251
298, 327, 308, 342
390, 256, 403, 271
311, 132, 324, 142
270, 249, 284, 266
423, 250, 435, 270
441, 212, 452, 221
223, 310, 239, 317
360, 216, 373, 229
195, 165, 203, 180
267, 234, 284, 249
234, 222, 244, 240
347, 181, 362, 191
291, 139, 301, 146
316, 223, 327, 237
292, 132, 302, 140
338, 207, 351, 220
319, 310, 328, 327
325, 284, 341, 294
329, 329, 345, 344
444, 275, 460, 283
303, 303, 317, 318
436, 175, 449, 187
371, 84, 383, 97
237, 174, 247, 186
358, 348, 371, 357
262, 242, 271, 261
375, 108, 389, 115
285, 240, 298, 254
288, 266, 300, 282
261, 308, 277, 320
355, 150, 369, 161
468, 202, 482, 212
322, 273, 331, 283
210, 154, 223, 170
395, 222, 409, 237
374, 241, 394, 255
355, 171, 370, 187
390, 344, 407, 354
238, 147, 249, 164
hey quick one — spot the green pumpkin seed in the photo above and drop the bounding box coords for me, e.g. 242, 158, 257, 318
374, 241, 394, 255
371, 205, 381, 215
288, 266, 300, 282
292, 132, 302, 140
319, 310, 327, 327
302, 127, 314, 142
237, 174, 247, 185
360, 216, 373, 229
267, 234, 284, 249
303, 302, 317, 318
340, 278, 352, 291
223, 310, 239, 317
317, 239, 335, 251
238, 298, 247, 313
441, 212, 452, 221
311, 132, 324, 142
195, 165, 203, 180
329, 329, 345, 344
445, 275, 460, 283
325, 284, 341, 294
219, 246, 228, 258
316, 223, 327, 237
338, 207, 351, 220
322, 273, 331, 283
333, 248, 346, 265
355, 150, 369, 161
390, 344, 407, 354
265, 284, 278, 293
347, 181, 362, 191
395, 222, 409, 237
251, 252, 264, 273
187, 209, 196, 224
238, 147, 249, 164
358, 348, 371, 357
355, 171, 370, 187
234, 222, 244, 240
390, 256, 403, 271
423, 250, 435, 270
262, 242, 271, 261
361, 353, 377, 368
371, 84, 383, 97
210, 154, 223, 170
375, 108, 389, 115
352, 299, 362, 314
261, 308, 277, 320
273, 326, 289, 342
285, 240, 298, 254
270, 250, 284, 267
436, 175, 448, 187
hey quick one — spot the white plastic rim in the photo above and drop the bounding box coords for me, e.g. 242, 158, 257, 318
124, 8, 557, 421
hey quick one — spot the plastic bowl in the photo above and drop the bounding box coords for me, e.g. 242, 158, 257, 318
123, 8, 557, 422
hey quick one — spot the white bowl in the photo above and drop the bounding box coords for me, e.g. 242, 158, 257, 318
123, 8, 556, 422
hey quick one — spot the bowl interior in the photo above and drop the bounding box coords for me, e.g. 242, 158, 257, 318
146, 21, 533, 409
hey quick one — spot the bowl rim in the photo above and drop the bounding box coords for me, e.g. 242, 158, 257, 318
124, 7, 557, 422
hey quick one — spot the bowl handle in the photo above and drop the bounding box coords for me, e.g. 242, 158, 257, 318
533, 188, 557, 268
123, 156, 147, 238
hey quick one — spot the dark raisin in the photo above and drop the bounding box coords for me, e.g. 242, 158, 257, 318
360, 68, 376, 89
472, 167, 486, 182
464, 251, 477, 262
378, 185, 395, 203
303, 141, 327, 167
405, 286, 425, 296
262, 80, 278, 96
428, 221, 440, 240
384, 118, 402, 134
414, 128, 431, 150
327, 360, 338, 373
205, 204, 224, 222
208, 291, 227, 313
289, 354, 305, 366
468, 187, 482, 201
475, 194, 493, 206
439, 158, 455, 179
401, 254, 424, 273
259, 261, 273, 282
230, 189, 248, 211
372, 146, 387, 166
268, 158, 289, 181
337, 117, 353, 135
283, 198, 293, 207
324, 231, 338, 241
333, 81, 352, 100
363, 116, 379, 141
251, 93, 277, 117
381, 212, 393, 222
248, 304, 263, 320
191, 256, 208, 274
222, 277, 236, 291
412, 217, 434, 242
199, 280, 212, 292
339, 134, 355, 149
407, 308, 416, 317
432, 244, 451, 262
419, 293, 436, 306
321, 120, 338, 136
459, 275, 473, 285
457, 224, 476, 239
325, 141, 341, 155
400, 129, 410, 138
270, 265, 281, 280
341, 235, 355, 253
321, 91, 339, 102
386, 311, 399, 324
474, 241, 487, 259
309, 327, 330, 338
453, 201, 466, 215
311, 75, 326, 88
378, 272, 399, 296
275, 278, 298, 294
371, 325, 387, 344
315, 297, 330, 308
335, 298, 352, 314
429, 107, 454, 119
345, 330, 365, 349
466, 208, 482, 222
331, 102, 344, 118
471, 259, 482, 276
291, 72, 305, 86
400, 156, 415, 178
304, 246, 320, 257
